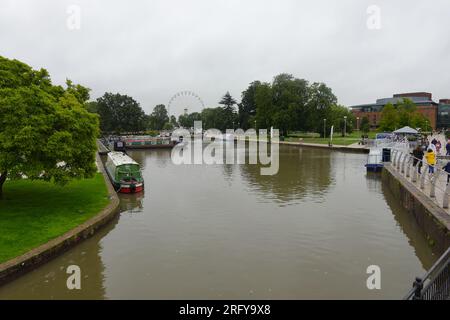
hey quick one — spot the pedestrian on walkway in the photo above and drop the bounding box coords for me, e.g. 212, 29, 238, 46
436, 140, 442, 154
425, 148, 437, 174
412, 145, 424, 174
428, 140, 437, 153
446, 140, 450, 156
443, 161, 450, 185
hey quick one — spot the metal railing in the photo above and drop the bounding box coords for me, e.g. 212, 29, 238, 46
390, 149, 450, 209
404, 246, 450, 300
390, 148, 450, 300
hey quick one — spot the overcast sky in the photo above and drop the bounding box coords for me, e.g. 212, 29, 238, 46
1, 0, 450, 115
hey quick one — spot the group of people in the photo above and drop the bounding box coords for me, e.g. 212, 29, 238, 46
411, 137, 450, 184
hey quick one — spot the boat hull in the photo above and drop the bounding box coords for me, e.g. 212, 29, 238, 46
365, 163, 384, 173
116, 183, 144, 194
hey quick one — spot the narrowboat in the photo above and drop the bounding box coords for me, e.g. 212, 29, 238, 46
123, 136, 176, 149
105, 152, 144, 193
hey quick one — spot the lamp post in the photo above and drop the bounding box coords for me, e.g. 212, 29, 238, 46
343, 116, 347, 137
323, 118, 327, 138
356, 117, 360, 131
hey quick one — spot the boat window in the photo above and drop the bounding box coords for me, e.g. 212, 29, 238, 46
117, 164, 142, 181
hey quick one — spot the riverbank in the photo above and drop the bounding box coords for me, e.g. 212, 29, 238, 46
0, 155, 119, 285
280, 140, 369, 153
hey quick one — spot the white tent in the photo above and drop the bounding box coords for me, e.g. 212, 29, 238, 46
393, 126, 419, 135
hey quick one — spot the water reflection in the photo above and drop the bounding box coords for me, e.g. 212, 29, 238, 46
239, 147, 333, 205
381, 179, 438, 270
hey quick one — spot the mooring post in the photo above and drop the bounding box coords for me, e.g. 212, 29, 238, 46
430, 169, 439, 198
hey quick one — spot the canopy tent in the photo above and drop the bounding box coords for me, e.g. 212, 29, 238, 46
393, 126, 419, 135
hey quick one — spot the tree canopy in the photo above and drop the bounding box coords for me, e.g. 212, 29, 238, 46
148, 104, 169, 130
379, 99, 429, 132
176, 74, 345, 135
0, 56, 99, 194
96, 92, 147, 133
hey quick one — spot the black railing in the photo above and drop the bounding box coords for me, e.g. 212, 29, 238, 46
404, 246, 450, 300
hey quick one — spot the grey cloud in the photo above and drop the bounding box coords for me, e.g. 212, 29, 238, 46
1, 0, 450, 115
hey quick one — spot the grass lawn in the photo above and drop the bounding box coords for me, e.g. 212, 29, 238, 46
285, 131, 377, 146
0, 173, 110, 263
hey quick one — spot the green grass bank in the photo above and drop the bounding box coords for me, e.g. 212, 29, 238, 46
0, 173, 109, 263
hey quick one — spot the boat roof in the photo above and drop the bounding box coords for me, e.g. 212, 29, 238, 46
107, 152, 139, 166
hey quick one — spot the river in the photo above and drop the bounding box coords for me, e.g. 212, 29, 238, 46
0, 144, 439, 299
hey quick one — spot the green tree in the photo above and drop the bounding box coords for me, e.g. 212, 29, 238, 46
360, 116, 370, 133
170, 115, 178, 128
148, 104, 169, 130
219, 91, 237, 129
97, 93, 147, 133
254, 83, 274, 129
379, 103, 399, 131
201, 107, 227, 130
0, 56, 99, 195
326, 105, 355, 137
251, 74, 337, 135
239, 81, 261, 130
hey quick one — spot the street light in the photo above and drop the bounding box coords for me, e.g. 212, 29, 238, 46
343, 116, 347, 137
323, 119, 327, 138
356, 117, 360, 131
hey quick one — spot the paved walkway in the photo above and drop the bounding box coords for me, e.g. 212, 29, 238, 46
392, 133, 450, 219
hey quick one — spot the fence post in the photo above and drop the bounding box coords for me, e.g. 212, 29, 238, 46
443, 182, 450, 209
406, 158, 412, 178
430, 169, 439, 198
396, 152, 402, 170
392, 150, 397, 166
412, 163, 418, 182
420, 165, 427, 189
412, 277, 423, 300
401, 154, 408, 174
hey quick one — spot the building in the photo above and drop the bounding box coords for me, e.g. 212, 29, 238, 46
350, 92, 450, 130
437, 99, 450, 129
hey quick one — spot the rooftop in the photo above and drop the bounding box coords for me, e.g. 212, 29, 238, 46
107, 151, 139, 167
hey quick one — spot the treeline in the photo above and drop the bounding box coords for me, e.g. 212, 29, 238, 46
90, 73, 355, 136
378, 99, 430, 132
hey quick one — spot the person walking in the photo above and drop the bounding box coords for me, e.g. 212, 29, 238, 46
436, 140, 442, 155
446, 140, 450, 156
425, 148, 436, 174
412, 145, 424, 174
428, 140, 437, 153
443, 161, 450, 185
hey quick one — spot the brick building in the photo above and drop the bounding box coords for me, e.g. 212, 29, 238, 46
350, 92, 450, 130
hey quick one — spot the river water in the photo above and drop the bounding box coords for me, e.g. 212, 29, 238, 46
0, 144, 439, 299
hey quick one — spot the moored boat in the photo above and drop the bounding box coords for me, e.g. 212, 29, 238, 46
123, 136, 176, 149
105, 152, 144, 193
